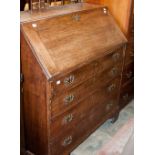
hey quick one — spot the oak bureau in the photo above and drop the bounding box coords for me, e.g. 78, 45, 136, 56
20, 3, 127, 155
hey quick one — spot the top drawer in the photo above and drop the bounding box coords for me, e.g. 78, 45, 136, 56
52, 46, 124, 94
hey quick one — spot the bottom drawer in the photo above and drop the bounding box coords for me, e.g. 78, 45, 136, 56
50, 83, 120, 154
120, 79, 134, 109
50, 106, 118, 155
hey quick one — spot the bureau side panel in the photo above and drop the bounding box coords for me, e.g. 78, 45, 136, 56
21, 32, 49, 155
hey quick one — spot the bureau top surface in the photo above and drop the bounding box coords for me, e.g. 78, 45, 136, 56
21, 3, 127, 80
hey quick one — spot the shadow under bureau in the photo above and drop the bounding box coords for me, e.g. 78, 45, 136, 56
20, 3, 127, 155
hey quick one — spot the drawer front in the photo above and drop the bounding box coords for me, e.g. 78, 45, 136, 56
120, 79, 134, 109
50, 78, 120, 137
122, 62, 134, 85
50, 96, 118, 155
53, 47, 124, 94
51, 64, 122, 117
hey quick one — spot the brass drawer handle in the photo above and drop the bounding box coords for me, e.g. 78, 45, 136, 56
112, 52, 121, 61
106, 101, 114, 111
109, 67, 118, 77
64, 94, 74, 104
123, 93, 129, 100
126, 71, 133, 79
107, 84, 116, 92
62, 136, 72, 146
62, 114, 73, 124
64, 75, 75, 85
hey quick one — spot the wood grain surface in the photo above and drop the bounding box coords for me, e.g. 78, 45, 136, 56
21, 6, 127, 80
21, 32, 49, 155
20, 3, 127, 155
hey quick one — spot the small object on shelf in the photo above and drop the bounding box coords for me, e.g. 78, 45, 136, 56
30, 0, 50, 12
24, 2, 29, 11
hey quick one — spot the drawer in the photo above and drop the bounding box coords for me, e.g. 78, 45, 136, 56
53, 46, 124, 94
50, 78, 120, 136
50, 97, 118, 155
122, 62, 134, 85
51, 64, 122, 117
120, 79, 134, 109
125, 43, 134, 64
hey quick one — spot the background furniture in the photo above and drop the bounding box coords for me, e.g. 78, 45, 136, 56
20, 0, 81, 11
85, 0, 134, 109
